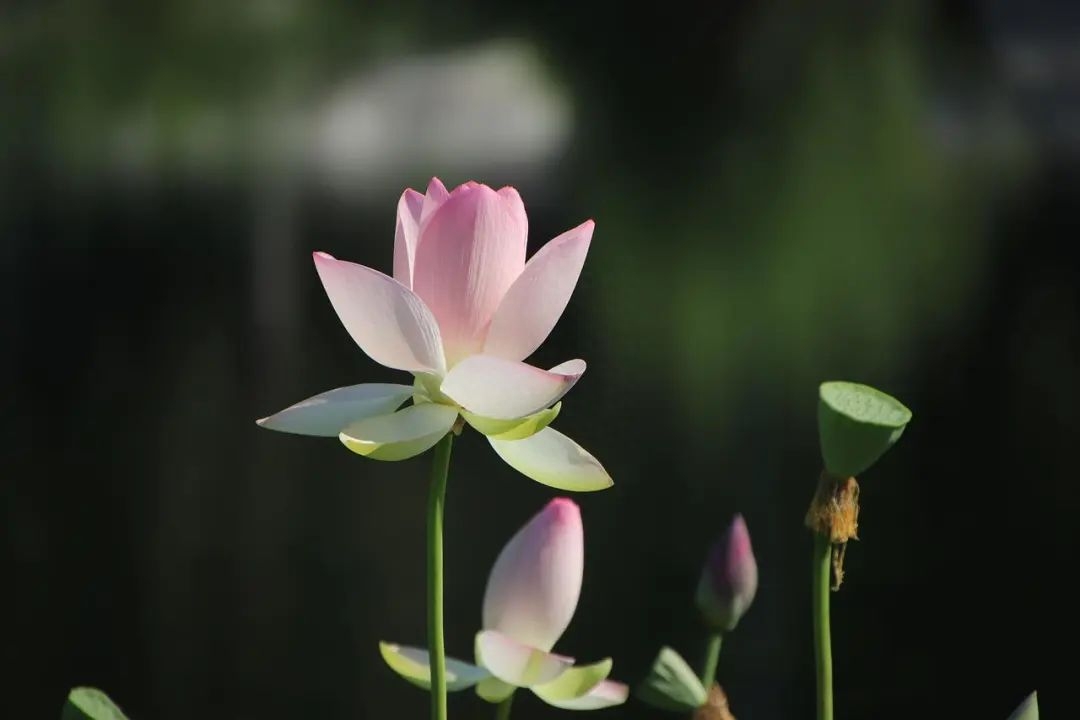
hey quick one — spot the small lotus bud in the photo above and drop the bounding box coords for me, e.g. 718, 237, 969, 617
695, 514, 758, 632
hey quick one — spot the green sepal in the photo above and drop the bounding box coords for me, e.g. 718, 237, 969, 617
61, 688, 130, 720
378, 641, 489, 691
817, 380, 911, 477
634, 646, 708, 712
476, 677, 516, 704
533, 658, 612, 703
1007, 691, 1038, 720
462, 402, 561, 440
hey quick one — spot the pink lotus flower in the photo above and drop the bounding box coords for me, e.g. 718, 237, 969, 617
256, 178, 611, 492
379, 498, 629, 711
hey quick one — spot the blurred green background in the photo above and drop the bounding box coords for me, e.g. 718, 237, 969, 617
3, 1, 1073, 718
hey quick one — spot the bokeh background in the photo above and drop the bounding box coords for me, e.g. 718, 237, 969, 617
3, 1, 1076, 718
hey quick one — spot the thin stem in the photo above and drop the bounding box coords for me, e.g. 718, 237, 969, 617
812, 533, 834, 720
427, 433, 454, 720
699, 632, 723, 689
494, 694, 515, 720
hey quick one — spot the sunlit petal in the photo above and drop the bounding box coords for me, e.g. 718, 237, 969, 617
531, 658, 612, 703
483, 498, 583, 651
379, 642, 489, 691
490, 427, 612, 492
441, 356, 584, 420
475, 630, 573, 688
412, 183, 526, 362
339, 403, 458, 461
392, 189, 424, 288
539, 680, 629, 710
256, 383, 414, 437
461, 402, 561, 440
313, 252, 445, 374
484, 220, 593, 362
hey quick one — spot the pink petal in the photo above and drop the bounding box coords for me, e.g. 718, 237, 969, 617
313, 252, 445, 374
482, 498, 584, 651
419, 177, 450, 229
411, 183, 527, 364
392, 188, 424, 288
475, 630, 574, 688
440, 356, 584, 420
484, 220, 594, 362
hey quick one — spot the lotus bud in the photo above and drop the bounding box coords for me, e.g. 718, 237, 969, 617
695, 514, 758, 632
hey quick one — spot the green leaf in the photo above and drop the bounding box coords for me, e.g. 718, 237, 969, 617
532, 658, 613, 703
378, 641, 489, 691
634, 647, 708, 712
1007, 691, 1038, 720
817, 380, 912, 477
62, 688, 129, 720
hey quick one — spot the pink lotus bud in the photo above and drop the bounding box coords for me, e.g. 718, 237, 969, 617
482, 497, 584, 652
695, 514, 758, 632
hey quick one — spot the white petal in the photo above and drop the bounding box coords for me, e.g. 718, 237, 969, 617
256, 383, 414, 437
490, 427, 613, 492
538, 680, 629, 710
483, 499, 583, 652
378, 642, 489, 691
475, 630, 573, 688
441, 356, 585, 420
312, 252, 446, 374
484, 220, 593, 362
339, 403, 458, 461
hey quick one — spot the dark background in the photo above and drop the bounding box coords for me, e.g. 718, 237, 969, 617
3, 1, 1075, 718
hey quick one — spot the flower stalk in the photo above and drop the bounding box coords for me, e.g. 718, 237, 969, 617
699, 632, 723, 691
805, 471, 854, 720
811, 532, 833, 720
494, 694, 515, 720
427, 433, 454, 720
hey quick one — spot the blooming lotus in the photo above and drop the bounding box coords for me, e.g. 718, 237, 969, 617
380, 498, 629, 711
256, 178, 611, 492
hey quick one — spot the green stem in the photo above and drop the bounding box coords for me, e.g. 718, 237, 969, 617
812, 533, 834, 720
699, 632, 723, 689
427, 434, 454, 720
494, 694, 515, 720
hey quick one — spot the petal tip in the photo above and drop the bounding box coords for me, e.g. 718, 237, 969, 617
545, 497, 582, 524
427, 177, 448, 194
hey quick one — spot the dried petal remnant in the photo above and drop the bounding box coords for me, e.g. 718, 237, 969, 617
693, 683, 736, 720
805, 471, 861, 589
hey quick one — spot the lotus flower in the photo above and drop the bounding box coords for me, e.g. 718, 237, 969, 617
256, 178, 611, 492
380, 498, 629, 711
695, 513, 758, 632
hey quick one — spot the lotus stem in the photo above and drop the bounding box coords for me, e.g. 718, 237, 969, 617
699, 632, 723, 690
494, 694, 515, 720
427, 434, 454, 720
812, 532, 834, 720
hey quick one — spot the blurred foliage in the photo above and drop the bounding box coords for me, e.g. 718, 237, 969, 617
589, 5, 1029, 425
